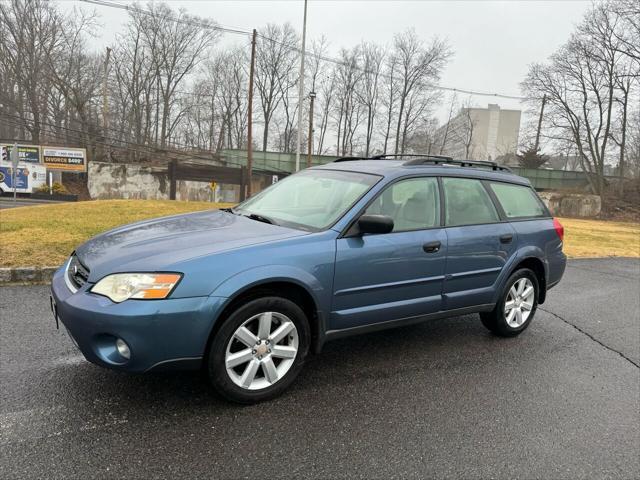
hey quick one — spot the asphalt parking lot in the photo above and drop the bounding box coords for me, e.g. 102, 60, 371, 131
1, 258, 638, 479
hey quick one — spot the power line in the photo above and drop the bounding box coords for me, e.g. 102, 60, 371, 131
84, 0, 525, 101
80, 0, 252, 37
256, 32, 525, 100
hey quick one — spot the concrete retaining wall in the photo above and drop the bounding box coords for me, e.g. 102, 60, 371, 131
88, 162, 237, 202
539, 192, 602, 218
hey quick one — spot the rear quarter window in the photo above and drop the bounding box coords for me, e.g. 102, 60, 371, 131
489, 182, 547, 218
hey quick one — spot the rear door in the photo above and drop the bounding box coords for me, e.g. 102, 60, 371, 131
441, 177, 517, 310
331, 176, 446, 330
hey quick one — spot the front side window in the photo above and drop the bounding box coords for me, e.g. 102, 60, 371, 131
489, 182, 547, 218
442, 177, 499, 226
364, 177, 440, 232
236, 169, 379, 230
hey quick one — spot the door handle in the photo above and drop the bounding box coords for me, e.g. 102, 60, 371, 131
423, 241, 441, 253
500, 234, 513, 244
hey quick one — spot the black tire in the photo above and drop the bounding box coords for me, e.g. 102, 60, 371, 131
207, 296, 310, 404
480, 268, 539, 337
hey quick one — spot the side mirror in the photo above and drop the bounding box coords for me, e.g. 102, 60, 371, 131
357, 214, 394, 235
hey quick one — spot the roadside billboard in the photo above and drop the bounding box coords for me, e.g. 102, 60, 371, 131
42, 146, 87, 172
0, 144, 40, 163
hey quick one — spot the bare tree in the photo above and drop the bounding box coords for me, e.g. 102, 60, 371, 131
608, 0, 640, 65
456, 102, 476, 159
315, 66, 336, 155
522, 3, 629, 194
356, 42, 385, 156
379, 53, 399, 154
136, 2, 219, 148
111, 11, 158, 148
46, 8, 102, 160
274, 54, 299, 153
438, 91, 457, 155
255, 23, 298, 151
0, 0, 63, 143
625, 106, 640, 177
392, 29, 451, 154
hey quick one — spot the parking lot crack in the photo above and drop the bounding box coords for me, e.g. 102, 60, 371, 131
539, 307, 639, 369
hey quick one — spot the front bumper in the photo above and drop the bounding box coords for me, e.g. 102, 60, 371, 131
50, 266, 227, 372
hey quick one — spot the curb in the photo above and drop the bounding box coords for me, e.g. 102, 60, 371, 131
0, 266, 58, 285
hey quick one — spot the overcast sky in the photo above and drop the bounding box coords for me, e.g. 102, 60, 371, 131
68, 0, 591, 122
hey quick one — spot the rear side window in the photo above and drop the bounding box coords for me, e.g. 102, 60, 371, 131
442, 177, 499, 226
489, 182, 546, 218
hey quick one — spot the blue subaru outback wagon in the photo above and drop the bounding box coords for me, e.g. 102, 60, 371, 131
50, 155, 566, 403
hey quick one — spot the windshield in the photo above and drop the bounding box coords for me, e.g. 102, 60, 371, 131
235, 169, 380, 231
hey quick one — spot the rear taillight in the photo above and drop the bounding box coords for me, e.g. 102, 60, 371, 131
553, 218, 564, 242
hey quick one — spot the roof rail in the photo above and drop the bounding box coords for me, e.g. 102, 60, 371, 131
333, 156, 371, 162
371, 153, 453, 162
330, 153, 512, 172
403, 157, 512, 172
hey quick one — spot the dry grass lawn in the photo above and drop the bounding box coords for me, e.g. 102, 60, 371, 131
0, 200, 638, 268
0, 200, 232, 268
557, 217, 640, 259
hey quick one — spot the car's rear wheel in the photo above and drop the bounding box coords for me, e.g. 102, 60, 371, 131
207, 296, 310, 403
480, 268, 539, 337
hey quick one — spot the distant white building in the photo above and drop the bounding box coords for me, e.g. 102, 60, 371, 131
434, 104, 521, 161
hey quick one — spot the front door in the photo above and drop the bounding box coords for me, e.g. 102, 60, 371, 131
330, 176, 446, 330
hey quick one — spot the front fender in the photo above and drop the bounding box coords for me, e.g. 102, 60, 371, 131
210, 264, 329, 312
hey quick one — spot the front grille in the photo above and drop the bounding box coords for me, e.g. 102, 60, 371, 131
67, 254, 90, 290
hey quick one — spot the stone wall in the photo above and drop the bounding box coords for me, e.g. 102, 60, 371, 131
88, 162, 237, 202
538, 191, 602, 218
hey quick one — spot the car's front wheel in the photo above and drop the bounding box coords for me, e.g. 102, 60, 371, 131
480, 268, 539, 337
207, 296, 310, 403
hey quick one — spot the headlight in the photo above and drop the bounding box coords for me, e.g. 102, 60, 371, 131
91, 273, 182, 303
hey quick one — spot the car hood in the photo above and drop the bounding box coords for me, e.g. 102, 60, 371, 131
75, 209, 307, 282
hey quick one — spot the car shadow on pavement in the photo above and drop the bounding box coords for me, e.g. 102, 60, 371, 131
43, 312, 508, 414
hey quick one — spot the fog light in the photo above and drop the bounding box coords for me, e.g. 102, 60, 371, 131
115, 338, 131, 360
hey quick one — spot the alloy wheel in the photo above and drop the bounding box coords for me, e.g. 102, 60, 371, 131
224, 311, 299, 390
504, 277, 535, 328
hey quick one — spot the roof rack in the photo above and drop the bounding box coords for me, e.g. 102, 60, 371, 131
333, 156, 371, 162
330, 153, 512, 172
371, 153, 454, 162
333, 154, 453, 163
402, 158, 512, 172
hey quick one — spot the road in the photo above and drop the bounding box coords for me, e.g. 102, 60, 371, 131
0, 197, 64, 210
1, 258, 638, 479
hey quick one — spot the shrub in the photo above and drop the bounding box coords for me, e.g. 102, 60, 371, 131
35, 182, 68, 194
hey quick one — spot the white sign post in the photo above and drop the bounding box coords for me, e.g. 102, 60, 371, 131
11, 143, 18, 202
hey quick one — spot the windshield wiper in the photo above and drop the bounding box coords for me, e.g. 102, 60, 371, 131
220, 207, 236, 214
244, 212, 278, 225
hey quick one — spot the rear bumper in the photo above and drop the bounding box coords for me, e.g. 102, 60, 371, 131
50, 266, 226, 372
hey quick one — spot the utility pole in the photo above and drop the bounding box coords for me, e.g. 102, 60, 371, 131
246, 29, 257, 198
533, 94, 547, 152
294, 0, 308, 172
102, 47, 111, 162
307, 91, 316, 168
102, 47, 111, 135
